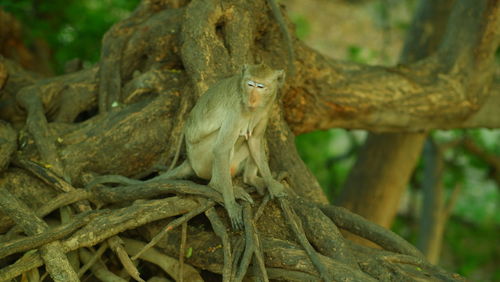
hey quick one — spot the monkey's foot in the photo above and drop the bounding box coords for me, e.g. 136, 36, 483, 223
268, 179, 287, 199
234, 185, 254, 204
243, 175, 267, 195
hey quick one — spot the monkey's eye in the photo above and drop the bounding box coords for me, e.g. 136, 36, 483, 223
247, 80, 256, 87
256, 83, 265, 89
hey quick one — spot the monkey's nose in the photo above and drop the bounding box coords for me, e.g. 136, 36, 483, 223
249, 92, 259, 107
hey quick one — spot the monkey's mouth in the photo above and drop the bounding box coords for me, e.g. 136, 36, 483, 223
247, 103, 258, 111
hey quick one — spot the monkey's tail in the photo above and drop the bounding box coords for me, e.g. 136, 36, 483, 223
167, 96, 191, 172
268, 0, 296, 77
168, 132, 184, 171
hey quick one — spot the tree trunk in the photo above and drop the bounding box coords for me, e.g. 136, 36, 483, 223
337, 133, 426, 228
1, 0, 496, 280
337, 0, 455, 229
418, 139, 445, 264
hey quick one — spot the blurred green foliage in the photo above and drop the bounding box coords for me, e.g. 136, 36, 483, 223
290, 14, 310, 41
434, 129, 500, 226
291, 3, 498, 280
1, 0, 139, 73
389, 131, 500, 281
346, 45, 379, 64
296, 129, 364, 200
443, 220, 499, 281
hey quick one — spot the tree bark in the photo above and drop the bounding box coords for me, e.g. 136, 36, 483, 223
284, 0, 499, 134
0, 0, 494, 280
418, 139, 445, 264
337, 132, 426, 228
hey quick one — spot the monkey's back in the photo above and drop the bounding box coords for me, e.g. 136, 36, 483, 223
184, 75, 242, 144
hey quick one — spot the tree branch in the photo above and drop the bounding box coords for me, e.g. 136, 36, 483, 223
284, 0, 499, 133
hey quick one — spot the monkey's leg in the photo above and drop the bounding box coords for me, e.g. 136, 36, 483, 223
155, 160, 195, 180
231, 141, 256, 202
247, 138, 286, 199
243, 157, 266, 195
209, 126, 244, 229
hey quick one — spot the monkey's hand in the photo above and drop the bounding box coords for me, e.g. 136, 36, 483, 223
267, 178, 287, 199
218, 200, 244, 230
227, 186, 253, 229
225, 200, 244, 230
209, 182, 245, 230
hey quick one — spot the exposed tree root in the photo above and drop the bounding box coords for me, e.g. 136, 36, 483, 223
0, 211, 96, 259
205, 207, 231, 281
318, 203, 425, 259
0, 186, 79, 281
77, 243, 107, 278
0, 175, 465, 281
1, 0, 489, 280
131, 199, 216, 260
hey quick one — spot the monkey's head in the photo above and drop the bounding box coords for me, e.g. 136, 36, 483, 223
240, 64, 285, 110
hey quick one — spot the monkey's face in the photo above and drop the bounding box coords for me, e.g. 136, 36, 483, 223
243, 79, 274, 110
240, 65, 284, 110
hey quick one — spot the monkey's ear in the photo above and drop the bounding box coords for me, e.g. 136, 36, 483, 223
276, 69, 285, 87
242, 64, 249, 75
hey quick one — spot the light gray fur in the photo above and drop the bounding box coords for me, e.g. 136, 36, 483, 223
162, 64, 286, 229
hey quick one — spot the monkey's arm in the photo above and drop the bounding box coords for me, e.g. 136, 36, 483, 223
209, 115, 244, 229
248, 119, 286, 198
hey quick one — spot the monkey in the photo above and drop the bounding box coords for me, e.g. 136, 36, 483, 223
161, 64, 287, 229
